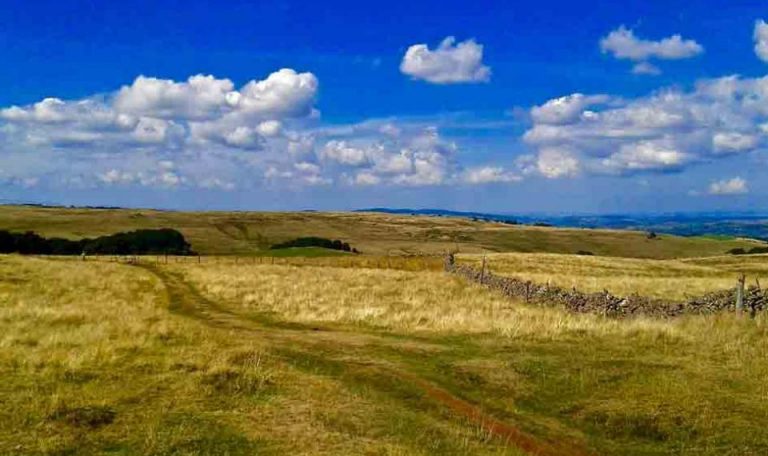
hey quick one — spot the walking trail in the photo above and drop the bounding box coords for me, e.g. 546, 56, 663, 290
136, 263, 593, 456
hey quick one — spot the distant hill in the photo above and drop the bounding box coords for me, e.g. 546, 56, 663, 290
359, 208, 768, 241
0, 205, 760, 258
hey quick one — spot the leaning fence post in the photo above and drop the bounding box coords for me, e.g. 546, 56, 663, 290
736, 273, 746, 315
480, 256, 487, 283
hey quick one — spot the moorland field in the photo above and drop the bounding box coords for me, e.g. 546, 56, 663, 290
1, 205, 767, 455
0, 205, 762, 257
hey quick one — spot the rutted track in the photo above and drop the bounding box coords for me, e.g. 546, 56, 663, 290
136, 263, 592, 456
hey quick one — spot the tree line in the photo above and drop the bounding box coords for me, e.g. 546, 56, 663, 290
729, 246, 768, 255
0, 229, 195, 255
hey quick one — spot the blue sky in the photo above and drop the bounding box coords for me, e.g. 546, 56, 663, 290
1, 0, 767, 213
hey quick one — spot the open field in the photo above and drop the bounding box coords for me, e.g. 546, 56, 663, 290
0, 205, 763, 258
459, 253, 768, 300
2, 254, 768, 455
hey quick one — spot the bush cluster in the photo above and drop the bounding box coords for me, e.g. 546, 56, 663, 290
728, 246, 768, 255
270, 237, 358, 253
0, 229, 194, 255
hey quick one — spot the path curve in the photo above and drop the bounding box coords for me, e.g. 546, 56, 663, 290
136, 263, 593, 456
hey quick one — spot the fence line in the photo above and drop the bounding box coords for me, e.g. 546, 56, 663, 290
443, 254, 767, 318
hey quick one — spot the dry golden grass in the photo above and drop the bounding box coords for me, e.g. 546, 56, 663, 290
0, 255, 527, 455
0, 204, 761, 258
3, 254, 768, 455
170, 259, 768, 454
173, 262, 683, 339
457, 252, 768, 300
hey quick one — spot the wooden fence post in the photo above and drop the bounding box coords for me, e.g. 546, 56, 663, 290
736, 273, 746, 316
480, 256, 487, 283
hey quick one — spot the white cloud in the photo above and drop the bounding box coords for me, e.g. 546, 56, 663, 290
256, 120, 282, 137
462, 166, 521, 184
709, 177, 748, 195
600, 26, 704, 61
316, 125, 458, 187
632, 62, 661, 76
400, 37, 491, 84
712, 132, 759, 154
236, 68, 319, 118
600, 26, 703, 75
353, 171, 381, 186
372, 152, 413, 175
98, 169, 134, 185
133, 117, 182, 144
321, 140, 370, 166
0, 68, 322, 191
114, 74, 237, 120
536, 148, 580, 179
221, 126, 264, 149
113, 69, 317, 121
199, 177, 236, 191
601, 141, 690, 173
530, 93, 610, 125
294, 161, 321, 175
755, 20, 768, 63
524, 75, 768, 177
1, 98, 70, 123
96, 167, 185, 188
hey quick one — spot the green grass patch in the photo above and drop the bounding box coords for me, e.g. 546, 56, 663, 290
258, 246, 352, 257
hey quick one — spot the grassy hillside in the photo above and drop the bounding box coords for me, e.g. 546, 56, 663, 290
459, 252, 768, 300
0, 205, 762, 258
2, 255, 767, 455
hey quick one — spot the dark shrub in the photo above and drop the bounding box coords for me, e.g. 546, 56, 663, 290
729, 248, 746, 255
0, 229, 194, 256
0, 230, 16, 253
270, 237, 356, 252
576, 250, 594, 256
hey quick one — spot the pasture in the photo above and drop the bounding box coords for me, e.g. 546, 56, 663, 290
458, 252, 768, 300
0, 205, 762, 258
2, 253, 768, 455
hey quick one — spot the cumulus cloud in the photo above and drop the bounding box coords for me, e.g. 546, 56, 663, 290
462, 166, 521, 184
0, 68, 322, 190
310, 123, 460, 187
523, 75, 768, 178
536, 148, 580, 178
632, 62, 661, 76
400, 37, 491, 84
113, 69, 317, 120
352, 171, 382, 186
600, 141, 690, 173
754, 20, 768, 62
530, 93, 611, 125
114, 75, 237, 120
321, 140, 370, 166
709, 177, 748, 195
97, 167, 184, 188
601, 26, 704, 60
600, 26, 703, 74
235, 68, 319, 118
712, 132, 759, 154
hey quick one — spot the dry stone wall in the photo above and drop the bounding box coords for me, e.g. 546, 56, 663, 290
443, 254, 767, 318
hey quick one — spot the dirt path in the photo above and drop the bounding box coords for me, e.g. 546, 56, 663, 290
137, 263, 593, 456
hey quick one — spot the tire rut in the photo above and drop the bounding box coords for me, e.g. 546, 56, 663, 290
137, 263, 593, 456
